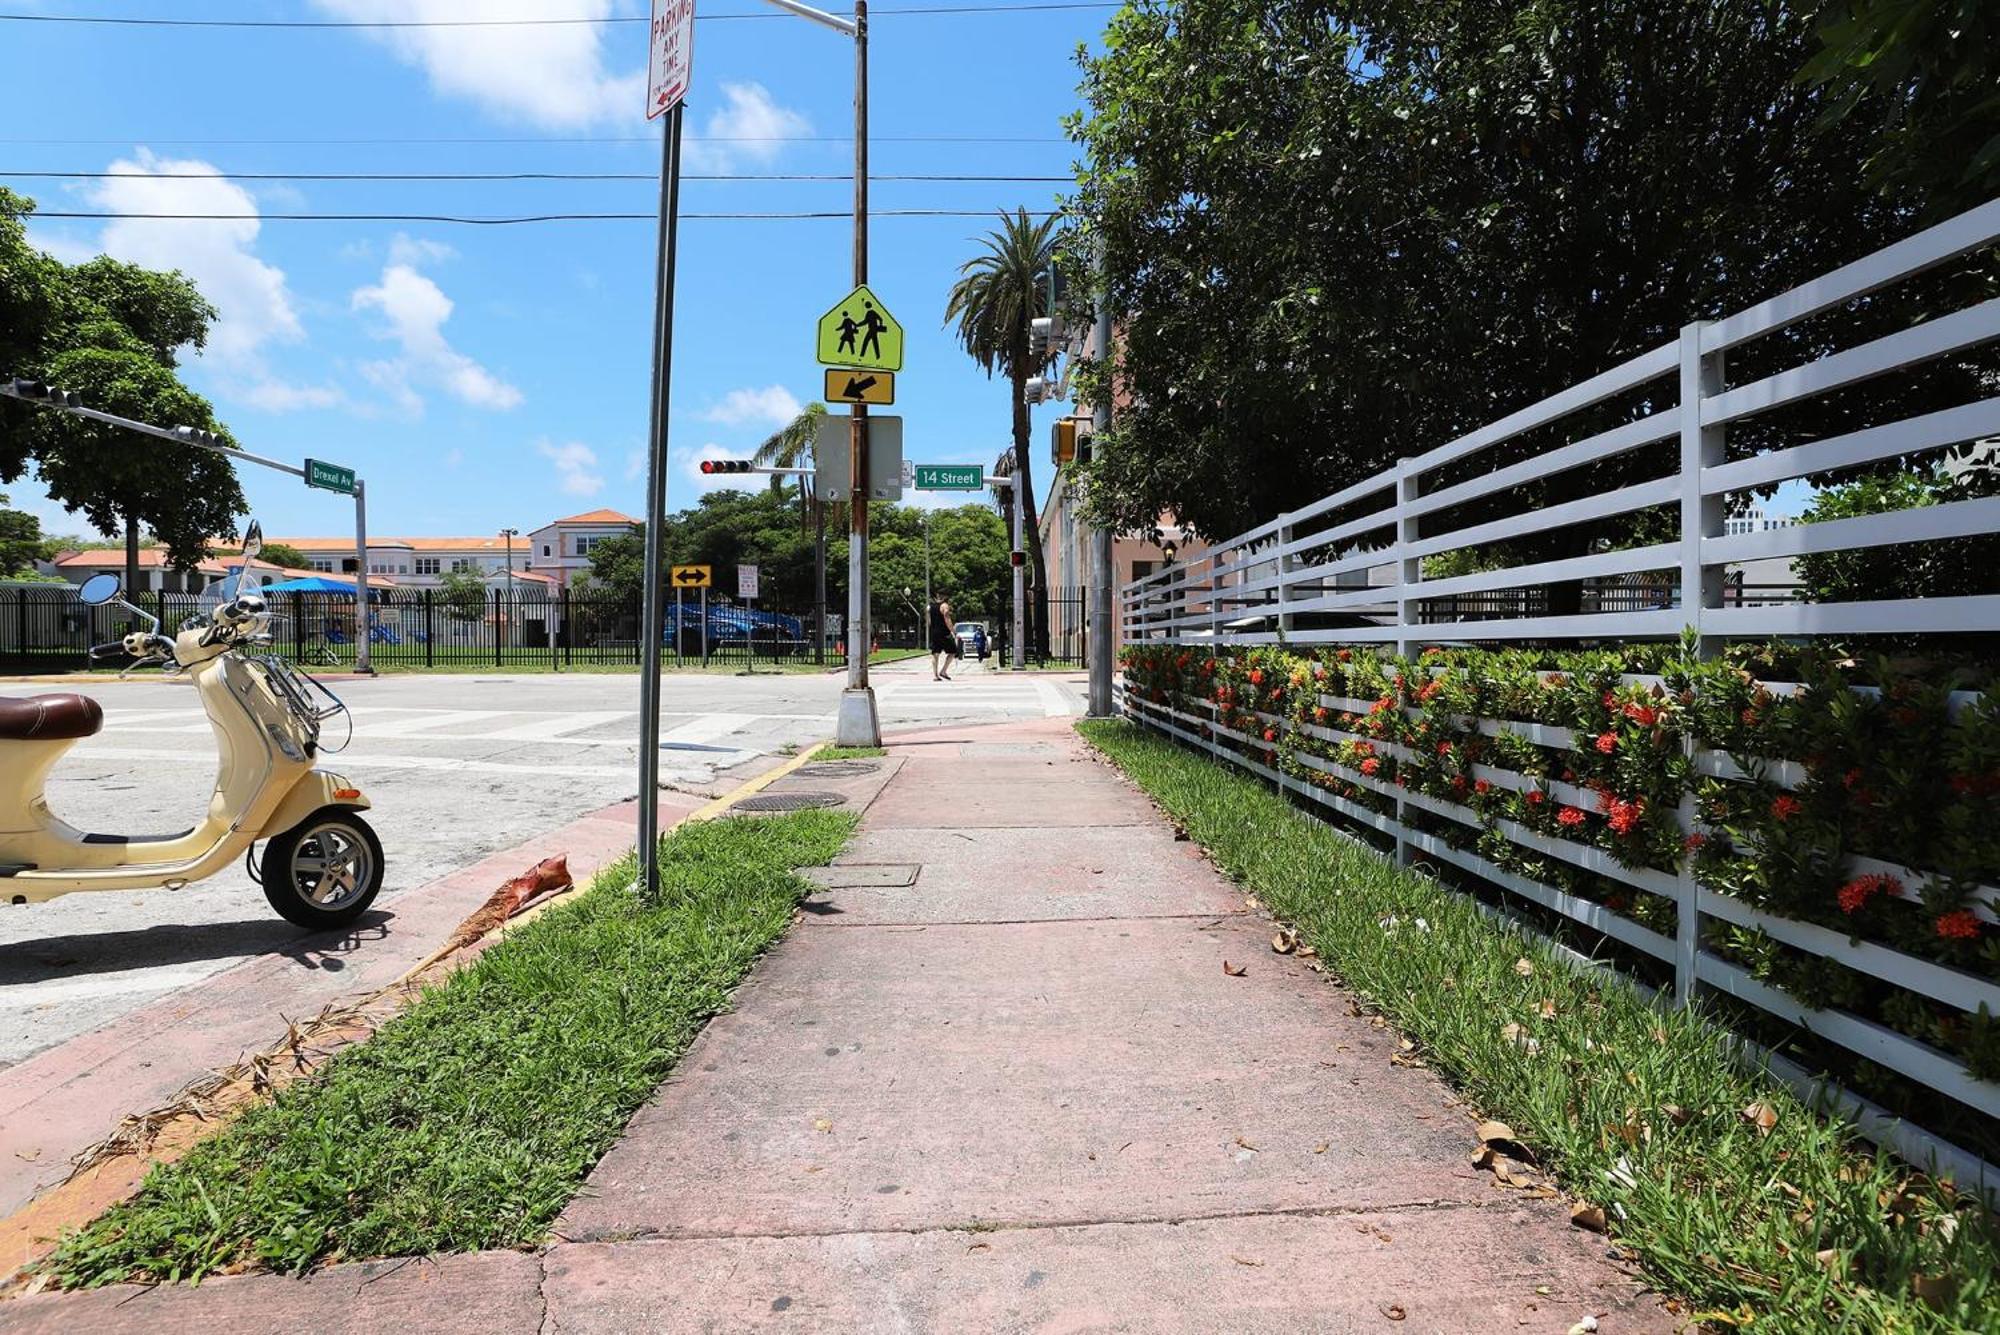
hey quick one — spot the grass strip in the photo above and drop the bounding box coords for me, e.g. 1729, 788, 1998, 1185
44, 809, 856, 1287
817, 745, 888, 760
1078, 720, 1998, 1333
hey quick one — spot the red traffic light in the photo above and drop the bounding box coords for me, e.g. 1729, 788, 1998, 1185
700, 459, 754, 475
1010, 550, 1026, 567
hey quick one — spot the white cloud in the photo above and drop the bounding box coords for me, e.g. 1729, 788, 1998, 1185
352, 262, 522, 414
625, 448, 646, 481
539, 440, 604, 496
234, 378, 345, 413
686, 83, 812, 171
389, 233, 456, 267
311, 0, 644, 129
80, 151, 305, 367
702, 384, 801, 428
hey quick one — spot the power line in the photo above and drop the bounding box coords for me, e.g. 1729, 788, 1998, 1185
0, 3, 1119, 29
30, 209, 1063, 224
0, 135, 1070, 146
4, 170, 1072, 183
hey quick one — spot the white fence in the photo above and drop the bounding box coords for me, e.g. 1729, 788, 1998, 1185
1117, 197, 2000, 1195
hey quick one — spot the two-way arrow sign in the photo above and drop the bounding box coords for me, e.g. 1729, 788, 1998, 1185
670, 564, 711, 588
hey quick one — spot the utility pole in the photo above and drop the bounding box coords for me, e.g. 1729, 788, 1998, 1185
1086, 270, 1115, 716
923, 508, 932, 613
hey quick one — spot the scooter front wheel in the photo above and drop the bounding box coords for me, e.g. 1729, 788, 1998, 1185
260, 809, 384, 930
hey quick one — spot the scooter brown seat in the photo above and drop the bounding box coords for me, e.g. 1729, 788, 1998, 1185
0, 693, 104, 742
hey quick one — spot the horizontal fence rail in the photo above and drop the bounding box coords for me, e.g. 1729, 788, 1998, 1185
1116, 197, 2000, 1198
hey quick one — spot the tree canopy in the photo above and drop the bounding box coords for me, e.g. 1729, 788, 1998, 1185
0, 188, 246, 573
1066, 0, 1965, 542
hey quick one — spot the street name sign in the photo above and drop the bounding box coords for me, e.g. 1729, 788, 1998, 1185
737, 564, 760, 600
816, 284, 904, 372
914, 464, 983, 491
671, 564, 712, 589
647, 0, 696, 120
304, 458, 357, 495
825, 367, 895, 406
813, 415, 904, 502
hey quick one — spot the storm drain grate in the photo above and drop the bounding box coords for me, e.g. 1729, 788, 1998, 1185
733, 790, 846, 813
796, 760, 882, 780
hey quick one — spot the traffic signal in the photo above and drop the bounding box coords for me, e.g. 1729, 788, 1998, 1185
1023, 376, 1056, 405
1051, 418, 1077, 467
1027, 314, 1062, 362
173, 425, 226, 448
699, 459, 755, 475
3, 378, 84, 408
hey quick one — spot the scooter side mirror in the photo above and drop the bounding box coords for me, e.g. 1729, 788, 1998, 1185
77, 573, 122, 606
241, 521, 264, 562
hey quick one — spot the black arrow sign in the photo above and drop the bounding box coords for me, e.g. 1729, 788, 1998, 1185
841, 375, 877, 400
672, 568, 706, 586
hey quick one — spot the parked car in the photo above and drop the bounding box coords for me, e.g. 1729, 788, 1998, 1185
955, 621, 989, 659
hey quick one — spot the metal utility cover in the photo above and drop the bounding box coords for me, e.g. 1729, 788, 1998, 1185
813, 415, 904, 502
734, 791, 845, 812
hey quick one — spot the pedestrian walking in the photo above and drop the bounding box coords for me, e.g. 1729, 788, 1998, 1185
929, 597, 958, 681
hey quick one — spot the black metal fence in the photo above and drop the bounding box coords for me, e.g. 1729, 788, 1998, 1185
1000, 584, 1087, 668
0, 583, 923, 672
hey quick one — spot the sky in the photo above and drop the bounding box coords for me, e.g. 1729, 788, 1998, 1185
1, 0, 1115, 542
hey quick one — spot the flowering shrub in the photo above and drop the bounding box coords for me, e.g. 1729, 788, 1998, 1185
1121, 638, 2000, 1100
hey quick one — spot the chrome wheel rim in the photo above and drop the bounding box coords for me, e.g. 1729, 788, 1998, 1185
287, 822, 374, 912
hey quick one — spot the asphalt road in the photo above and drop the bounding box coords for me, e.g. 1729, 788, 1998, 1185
0, 657, 1084, 1069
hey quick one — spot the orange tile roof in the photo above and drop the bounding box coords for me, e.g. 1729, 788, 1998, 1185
545, 509, 639, 526
267, 535, 532, 553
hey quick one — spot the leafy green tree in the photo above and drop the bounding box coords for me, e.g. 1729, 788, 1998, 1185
437, 566, 490, 623
945, 208, 1060, 654
1795, 465, 2000, 603
1802, 0, 2000, 217
0, 189, 246, 591
1067, 0, 1950, 548
256, 542, 310, 571
0, 492, 52, 577
584, 527, 647, 602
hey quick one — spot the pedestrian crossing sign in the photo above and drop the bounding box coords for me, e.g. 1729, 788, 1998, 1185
815, 284, 904, 372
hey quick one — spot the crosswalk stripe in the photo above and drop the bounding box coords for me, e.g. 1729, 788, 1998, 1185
475, 710, 633, 742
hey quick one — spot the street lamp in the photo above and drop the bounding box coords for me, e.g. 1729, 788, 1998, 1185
757, 0, 875, 744
500, 527, 518, 650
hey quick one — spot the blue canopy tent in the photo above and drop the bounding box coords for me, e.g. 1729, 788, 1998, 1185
259, 576, 362, 594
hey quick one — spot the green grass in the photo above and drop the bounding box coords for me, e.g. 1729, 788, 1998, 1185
1078, 720, 1999, 1333
44, 810, 857, 1287
817, 745, 888, 760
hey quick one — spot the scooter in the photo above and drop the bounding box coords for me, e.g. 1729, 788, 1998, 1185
0, 524, 385, 929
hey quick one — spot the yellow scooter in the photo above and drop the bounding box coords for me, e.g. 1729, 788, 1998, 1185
0, 526, 384, 930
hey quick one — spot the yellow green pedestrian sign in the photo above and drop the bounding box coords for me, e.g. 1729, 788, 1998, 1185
816, 284, 904, 372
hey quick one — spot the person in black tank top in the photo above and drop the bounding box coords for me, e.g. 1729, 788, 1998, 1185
929, 598, 958, 680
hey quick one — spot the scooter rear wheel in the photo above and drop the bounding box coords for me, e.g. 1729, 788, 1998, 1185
261, 809, 384, 930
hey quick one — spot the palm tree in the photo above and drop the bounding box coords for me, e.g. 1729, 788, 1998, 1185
753, 400, 837, 660
945, 207, 1060, 659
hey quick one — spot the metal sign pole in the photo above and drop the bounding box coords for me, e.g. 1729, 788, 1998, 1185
1087, 274, 1114, 715
353, 480, 374, 674
833, 0, 881, 746
636, 100, 686, 901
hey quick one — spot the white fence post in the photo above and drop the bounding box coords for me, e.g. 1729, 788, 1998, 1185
1276, 513, 1296, 640
1675, 319, 1726, 1006
1393, 458, 1422, 864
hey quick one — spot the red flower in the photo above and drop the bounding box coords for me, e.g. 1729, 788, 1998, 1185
1372, 696, 1394, 714
1770, 794, 1802, 821
1526, 790, 1547, 807
1360, 757, 1381, 777
1741, 708, 1760, 727
1683, 833, 1708, 855
1557, 806, 1587, 828
1313, 706, 1329, 724
1313, 665, 1328, 681
1262, 728, 1278, 743
1949, 774, 1974, 795
1602, 690, 1618, 709
1417, 679, 1443, 703
1622, 703, 1659, 727
1451, 775, 1469, 795
1337, 649, 1352, 662
1893, 707, 1918, 728
1474, 779, 1493, 795
1837, 872, 1902, 914
1936, 909, 1983, 941
1845, 768, 1865, 791
1436, 741, 1453, 756
1595, 732, 1618, 754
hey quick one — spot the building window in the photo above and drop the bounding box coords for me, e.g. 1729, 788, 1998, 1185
451, 559, 476, 573
416, 558, 440, 575
312, 559, 335, 573
542, 544, 551, 557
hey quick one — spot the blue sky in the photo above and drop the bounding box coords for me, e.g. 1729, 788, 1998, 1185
2, 1, 1110, 541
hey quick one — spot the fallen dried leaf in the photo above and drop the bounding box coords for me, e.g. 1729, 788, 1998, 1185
1232, 1255, 1265, 1267
1741, 1101, 1779, 1136
1513, 957, 1535, 977
1223, 960, 1248, 977
1567, 1319, 1599, 1335
1911, 1273, 1956, 1310
1271, 928, 1299, 955
1661, 1104, 1691, 1126
967, 1242, 991, 1253
1314, 1143, 1329, 1154
1814, 1248, 1842, 1275
1235, 1136, 1260, 1152
1538, 999, 1558, 1020
1570, 1202, 1608, 1233
1380, 1302, 1407, 1321
1475, 1120, 1517, 1144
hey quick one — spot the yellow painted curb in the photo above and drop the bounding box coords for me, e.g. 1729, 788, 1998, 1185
685, 741, 828, 824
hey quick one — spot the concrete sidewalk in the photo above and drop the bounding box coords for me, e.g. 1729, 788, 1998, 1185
5, 718, 1665, 1333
